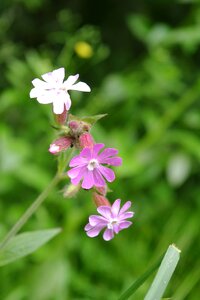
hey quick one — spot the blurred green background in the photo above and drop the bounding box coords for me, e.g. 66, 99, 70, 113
0, 0, 200, 299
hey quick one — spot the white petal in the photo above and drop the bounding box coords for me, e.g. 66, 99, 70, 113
70, 81, 91, 92
32, 78, 49, 88
30, 87, 41, 98
42, 71, 55, 84
53, 99, 65, 114
36, 92, 54, 104
64, 94, 71, 110
52, 67, 65, 84
64, 74, 79, 89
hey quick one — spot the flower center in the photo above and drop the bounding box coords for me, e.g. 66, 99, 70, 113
87, 159, 99, 171
107, 218, 119, 230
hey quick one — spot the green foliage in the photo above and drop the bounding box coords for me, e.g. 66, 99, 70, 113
0, 229, 61, 266
0, 0, 200, 299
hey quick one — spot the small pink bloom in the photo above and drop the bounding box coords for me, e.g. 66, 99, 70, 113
85, 199, 134, 241
67, 143, 122, 189
49, 136, 73, 154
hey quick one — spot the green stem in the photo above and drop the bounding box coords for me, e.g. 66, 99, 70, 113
0, 173, 60, 250
0, 148, 75, 251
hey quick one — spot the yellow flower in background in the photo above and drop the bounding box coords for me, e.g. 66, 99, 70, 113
74, 41, 93, 59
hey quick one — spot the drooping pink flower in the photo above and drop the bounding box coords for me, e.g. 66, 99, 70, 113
85, 199, 134, 241
30, 67, 91, 114
67, 143, 122, 189
49, 136, 73, 154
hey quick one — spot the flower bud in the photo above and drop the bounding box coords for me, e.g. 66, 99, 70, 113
79, 132, 94, 149
63, 183, 81, 198
54, 107, 68, 125
92, 192, 111, 208
95, 185, 107, 196
68, 120, 79, 130
49, 136, 73, 154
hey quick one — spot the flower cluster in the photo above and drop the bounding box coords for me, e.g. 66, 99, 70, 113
30, 67, 134, 240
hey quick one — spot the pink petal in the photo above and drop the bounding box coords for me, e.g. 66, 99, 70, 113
64, 74, 79, 89
69, 155, 88, 167
118, 221, 132, 230
102, 157, 122, 166
119, 212, 134, 221
84, 223, 93, 231
98, 165, 115, 182
98, 148, 118, 160
81, 170, 94, 189
113, 223, 120, 234
89, 215, 107, 226
85, 224, 106, 237
67, 166, 85, 179
111, 199, 121, 217
93, 169, 106, 187
119, 201, 132, 214
97, 206, 112, 219
103, 228, 114, 241
70, 81, 91, 92
80, 147, 91, 158
92, 144, 105, 157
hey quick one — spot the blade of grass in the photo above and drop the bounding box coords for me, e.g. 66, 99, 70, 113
144, 244, 181, 300
118, 255, 163, 300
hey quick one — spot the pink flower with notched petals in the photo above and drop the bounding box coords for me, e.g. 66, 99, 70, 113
67, 143, 122, 189
30, 67, 91, 114
85, 199, 134, 241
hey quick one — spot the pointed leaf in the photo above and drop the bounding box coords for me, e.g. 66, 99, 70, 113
81, 114, 108, 125
0, 228, 61, 266
69, 113, 107, 126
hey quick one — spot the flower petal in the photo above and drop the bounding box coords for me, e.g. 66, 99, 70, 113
98, 165, 115, 182
81, 170, 94, 189
102, 157, 122, 166
69, 155, 88, 167
67, 166, 84, 179
52, 67, 65, 84
97, 206, 112, 219
52, 100, 65, 114
64, 74, 79, 89
93, 144, 105, 157
89, 215, 107, 226
32, 78, 49, 88
80, 147, 92, 158
118, 221, 132, 230
70, 81, 91, 92
119, 201, 132, 214
85, 224, 105, 237
98, 148, 118, 160
119, 211, 134, 221
103, 228, 114, 241
111, 199, 121, 217
93, 169, 106, 187
36, 92, 55, 104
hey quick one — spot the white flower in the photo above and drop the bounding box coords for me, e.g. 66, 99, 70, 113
30, 67, 91, 114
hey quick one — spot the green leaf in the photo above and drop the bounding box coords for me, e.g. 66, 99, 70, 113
81, 114, 107, 125
0, 228, 61, 267
69, 113, 107, 126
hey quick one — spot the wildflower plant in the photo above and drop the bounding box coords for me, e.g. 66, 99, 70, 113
0, 67, 180, 299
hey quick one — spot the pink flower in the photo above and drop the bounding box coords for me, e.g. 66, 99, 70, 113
67, 143, 122, 189
85, 199, 134, 241
30, 67, 91, 114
